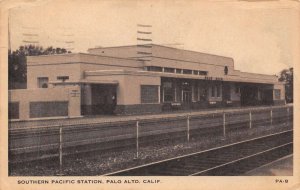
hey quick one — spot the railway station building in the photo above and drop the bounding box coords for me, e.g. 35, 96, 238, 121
9, 44, 286, 120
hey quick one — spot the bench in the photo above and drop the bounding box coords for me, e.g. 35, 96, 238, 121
171, 102, 181, 109
209, 101, 217, 105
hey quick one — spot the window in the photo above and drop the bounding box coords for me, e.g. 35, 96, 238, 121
194, 86, 199, 100
182, 81, 191, 91
38, 77, 49, 88
163, 81, 172, 88
211, 85, 215, 97
30, 101, 68, 118
274, 89, 281, 100
210, 85, 221, 97
57, 76, 69, 82
163, 82, 174, 102
183, 69, 193, 75
193, 70, 199, 75
216, 85, 221, 97
199, 87, 208, 101
146, 66, 162, 72
199, 71, 208, 76
176, 69, 182, 74
235, 86, 240, 94
141, 85, 159, 103
164, 67, 175, 73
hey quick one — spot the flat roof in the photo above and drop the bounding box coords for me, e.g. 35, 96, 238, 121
84, 69, 281, 85
88, 44, 233, 60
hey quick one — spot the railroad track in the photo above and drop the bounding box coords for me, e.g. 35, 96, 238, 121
105, 130, 293, 176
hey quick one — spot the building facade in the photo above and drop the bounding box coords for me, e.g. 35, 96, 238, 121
9, 44, 286, 120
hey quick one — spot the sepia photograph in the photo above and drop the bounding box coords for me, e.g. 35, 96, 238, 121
0, 0, 299, 189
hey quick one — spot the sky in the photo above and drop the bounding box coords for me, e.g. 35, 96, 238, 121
7, 0, 300, 75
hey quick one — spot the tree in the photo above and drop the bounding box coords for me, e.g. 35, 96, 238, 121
8, 45, 71, 89
278, 67, 293, 103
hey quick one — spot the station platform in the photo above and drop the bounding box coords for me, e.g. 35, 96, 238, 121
8, 104, 292, 129
246, 155, 293, 176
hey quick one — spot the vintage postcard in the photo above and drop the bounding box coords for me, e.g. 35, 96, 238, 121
0, 0, 299, 190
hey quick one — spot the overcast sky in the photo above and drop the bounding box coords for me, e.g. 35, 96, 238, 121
8, 0, 300, 75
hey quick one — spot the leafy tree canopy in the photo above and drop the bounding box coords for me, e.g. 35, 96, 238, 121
8, 45, 71, 89
278, 67, 293, 103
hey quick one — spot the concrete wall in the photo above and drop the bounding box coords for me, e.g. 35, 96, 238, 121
87, 45, 237, 79
123, 75, 160, 105
27, 53, 144, 89
78, 53, 143, 73
27, 49, 279, 90
23, 47, 285, 117
27, 63, 81, 89
88, 45, 138, 58
85, 71, 161, 105
88, 45, 234, 67
9, 86, 81, 120
87, 45, 280, 85
236, 72, 278, 83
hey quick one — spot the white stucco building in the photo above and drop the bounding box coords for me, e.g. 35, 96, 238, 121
9, 44, 285, 120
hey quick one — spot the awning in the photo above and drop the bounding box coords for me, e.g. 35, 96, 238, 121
50, 79, 119, 85
80, 79, 119, 85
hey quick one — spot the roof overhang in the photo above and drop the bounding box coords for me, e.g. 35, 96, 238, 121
84, 69, 280, 85
49, 79, 119, 85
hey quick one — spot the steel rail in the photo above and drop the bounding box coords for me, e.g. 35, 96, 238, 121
103, 130, 292, 176
189, 142, 292, 176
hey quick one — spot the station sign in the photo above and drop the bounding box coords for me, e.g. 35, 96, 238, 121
205, 76, 223, 81
70, 89, 80, 97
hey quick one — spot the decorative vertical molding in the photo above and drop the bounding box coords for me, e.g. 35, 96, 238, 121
158, 85, 161, 103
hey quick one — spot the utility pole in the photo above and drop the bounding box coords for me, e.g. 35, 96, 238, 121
137, 24, 152, 62
22, 26, 40, 46
8, 11, 11, 53
57, 27, 75, 52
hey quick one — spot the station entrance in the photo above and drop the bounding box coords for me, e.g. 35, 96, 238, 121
91, 84, 117, 114
81, 84, 117, 115
182, 81, 192, 103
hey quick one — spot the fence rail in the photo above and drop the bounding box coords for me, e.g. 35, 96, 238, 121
9, 105, 293, 166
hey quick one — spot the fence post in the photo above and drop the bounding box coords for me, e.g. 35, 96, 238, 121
223, 113, 226, 138
270, 108, 273, 126
187, 115, 190, 142
59, 125, 63, 175
249, 111, 252, 129
38, 128, 41, 158
136, 121, 139, 158
287, 107, 289, 127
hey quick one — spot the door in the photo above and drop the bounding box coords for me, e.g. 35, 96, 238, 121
222, 84, 231, 101
183, 91, 192, 103
182, 81, 192, 103
91, 84, 117, 115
